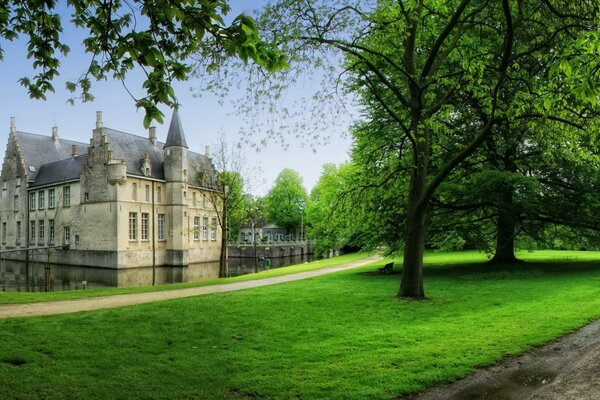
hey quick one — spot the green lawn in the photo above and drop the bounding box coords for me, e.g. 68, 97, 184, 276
0, 252, 372, 304
1, 250, 600, 399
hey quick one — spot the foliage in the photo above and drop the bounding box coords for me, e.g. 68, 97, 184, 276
0, 0, 286, 126
1, 251, 600, 399
264, 168, 308, 232
305, 163, 366, 256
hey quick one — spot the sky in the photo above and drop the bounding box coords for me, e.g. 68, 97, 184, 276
0, 1, 355, 196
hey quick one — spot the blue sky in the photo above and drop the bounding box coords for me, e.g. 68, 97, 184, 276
0, 0, 354, 195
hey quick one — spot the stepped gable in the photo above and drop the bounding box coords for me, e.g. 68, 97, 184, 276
29, 156, 87, 188
102, 128, 166, 180
15, 131, 88, 181
102, 127, 212, 186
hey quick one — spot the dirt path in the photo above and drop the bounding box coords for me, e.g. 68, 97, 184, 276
402, 317, 600, 400
0, 255, 382, 319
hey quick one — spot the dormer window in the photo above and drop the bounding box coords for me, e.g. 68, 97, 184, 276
140, 154, 152, 177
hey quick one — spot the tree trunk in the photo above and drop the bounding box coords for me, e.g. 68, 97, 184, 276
399, 207, 427, 299
399, 141, 428, 299
489, 189, 521, 264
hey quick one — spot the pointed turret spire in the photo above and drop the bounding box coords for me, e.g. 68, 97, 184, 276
164, 108, 188, 148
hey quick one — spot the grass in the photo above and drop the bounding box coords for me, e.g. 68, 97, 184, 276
0, 250, 600, 399
0, 251, 372, 304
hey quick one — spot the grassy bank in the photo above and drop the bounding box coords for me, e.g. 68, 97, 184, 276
0, 252, 372, 304
0, 250, 600, 399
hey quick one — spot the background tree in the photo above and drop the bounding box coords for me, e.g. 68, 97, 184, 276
0, 0, 285, 125
192, 139, 255, 277
305, 163, 368, 257
264, 168, 308, 236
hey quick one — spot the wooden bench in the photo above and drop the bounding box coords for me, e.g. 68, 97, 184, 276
378, 262, 394, 274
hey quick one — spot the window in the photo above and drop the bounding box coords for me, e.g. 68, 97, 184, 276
84, 192, 89, 202
14, 195, 19, 211
29, 192, 36, 210
2, 222, 6, 244
16, 221, 21, 245
64, 226, 70, 245
193, 216, 200, 240
49, 220, 55, 245
63, 186, 70, 207
16, 176, 21, 186
38, 191, 45, 209
202, 217, 208, 240
193, 192, 197, 207
141, 213, 149, 241
2, 180, 6, 190
38, 220, 45, 244
129, 212, 137, 240
48, 188, 55, 208
157, 214, 165, 241
145, 185, 150, 202
203, 194, 207, 208
210, 217, 217, 241
157, 187, 162, 203
30, 220, 36, 244
132, 183, 137, 201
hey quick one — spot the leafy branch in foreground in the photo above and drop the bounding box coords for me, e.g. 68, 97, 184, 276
1, 0, 286, 126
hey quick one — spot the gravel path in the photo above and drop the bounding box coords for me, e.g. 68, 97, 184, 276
0, 255, 382, 319
402, 317, 600, 400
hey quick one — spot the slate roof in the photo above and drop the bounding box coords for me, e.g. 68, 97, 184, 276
29, 156, 87, 188
15, 113, 215, 189
15, 131, 89, 181
103, 128, 166, 180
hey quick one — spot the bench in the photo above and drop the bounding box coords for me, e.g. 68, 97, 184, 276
378, 262, 394, 274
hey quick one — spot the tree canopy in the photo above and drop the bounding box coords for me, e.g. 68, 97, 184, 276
264, 168, 308, 233
244, 0, 600, 298
1, 0, 286, 126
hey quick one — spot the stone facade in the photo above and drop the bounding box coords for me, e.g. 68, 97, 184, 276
0, 110, 222, 287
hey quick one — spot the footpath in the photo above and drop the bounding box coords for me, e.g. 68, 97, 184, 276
0, 255, 382, 319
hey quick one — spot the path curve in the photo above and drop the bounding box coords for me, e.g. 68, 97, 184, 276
0, 255, 382, 319
402, 317, 600, 400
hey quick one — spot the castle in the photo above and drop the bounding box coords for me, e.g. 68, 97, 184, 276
0, 110, 222, 287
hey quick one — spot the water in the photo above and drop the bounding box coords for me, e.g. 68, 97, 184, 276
0, 259, 111, 292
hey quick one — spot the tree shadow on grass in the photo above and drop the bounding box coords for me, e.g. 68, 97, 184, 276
361, 259, 600, 280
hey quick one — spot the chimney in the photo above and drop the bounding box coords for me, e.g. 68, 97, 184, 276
10, 117, 16, 134
71, 144, 78, 159
96, 111, 103, 129
205, 145, 209, 157
149, 126, 157, 145
52, 126, 58, 142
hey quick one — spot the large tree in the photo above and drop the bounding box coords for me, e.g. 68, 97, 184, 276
264, 168, 308, 235
242, 0, 600, 298
0, 0, 285, 125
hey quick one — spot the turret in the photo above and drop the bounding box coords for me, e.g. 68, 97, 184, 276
163, 109, 189, 268
164, 108, 188, 184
